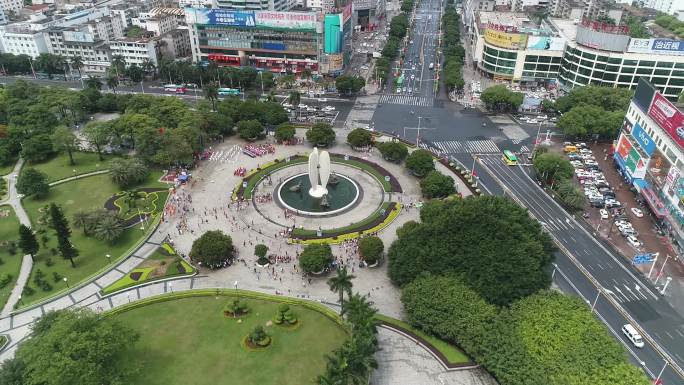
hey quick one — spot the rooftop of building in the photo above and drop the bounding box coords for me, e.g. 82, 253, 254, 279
550, 18, 578, 42
149, 7, 186, 16
478, 11, 531, 29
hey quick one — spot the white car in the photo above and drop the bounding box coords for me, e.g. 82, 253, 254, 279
631, 208, 644, 217
627, 235, 642, 248
600, 209, 609, 219
411, 74, 415, 80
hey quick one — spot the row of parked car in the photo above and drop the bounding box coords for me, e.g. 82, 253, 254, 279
564, 142, 645, 249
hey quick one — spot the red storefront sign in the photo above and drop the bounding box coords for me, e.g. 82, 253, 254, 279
648, 92, 684, 149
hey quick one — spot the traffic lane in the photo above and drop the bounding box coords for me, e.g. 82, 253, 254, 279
554, 256, 678, 384
481, 157, 684, 372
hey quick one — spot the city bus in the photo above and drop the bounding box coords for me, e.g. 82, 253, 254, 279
218, 87, 240, 96
503, 150, 518, 166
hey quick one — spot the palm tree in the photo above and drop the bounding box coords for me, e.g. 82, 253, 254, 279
92, 214, 124, 243
141, 59, 156, 79
85, 77, 102, 90
106, 75, 119, 93
342, 293, 377, 329
70, 56, 84, 80
72, 210, 93, 236
204, 82, 219, 111
301, 68, 312, 93
327, 267, 355, 311
288, 91, 301, 107
111, 55, 126, 78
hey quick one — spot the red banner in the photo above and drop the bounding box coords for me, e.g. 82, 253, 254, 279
648, 92, 684, 149
617, 135, 631, 159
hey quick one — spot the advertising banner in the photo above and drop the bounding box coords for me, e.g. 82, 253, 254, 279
484, 29, 527, 49
628, 38, 684, 56
632, 122, 656, 156
666, 167, 680, 197
617, 135, 632, 159
623, 119, 634, 134
625, 147, 648, 179
648, 92, 684, 149
185, 8, 256, 26
255, 11, 317, 31
526, 36, 565, 51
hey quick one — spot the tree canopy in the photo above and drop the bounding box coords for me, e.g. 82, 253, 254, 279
0, 308, 139, 385
533, 152, 574, 183
274, 123, 296, 143
299, 243, 333, 273
405, 149, 435, 177
481, 85, 523, 112
359, 236, 384, 265
419, 170, 456, 198
388, 196, 554, 305
189, 230, 234, 269
346, 128, 373, 148
306, 123, 336, 147
237, 119, 264, 140
377, 141, 409, 162
16, 168, 49, 199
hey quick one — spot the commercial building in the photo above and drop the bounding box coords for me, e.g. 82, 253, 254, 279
0, 24, 48, 57
468, 11, 684, 98
133, 11, 179, 36
0, 0, 23, 15
351, 0, 384, 31
45, 27, 111, 73
214, 0, 295, 11
108, 37, 160, 66
186, 6, 352, 74
616, 78, 684, 251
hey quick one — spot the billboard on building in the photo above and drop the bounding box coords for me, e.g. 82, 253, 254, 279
185, 8, 316, 31
625, 147, 648, 179
617, 135, 631, 159
628, 38, 684, 56
526, 36, 565, 51
484, 28, 527, 50
632, 122, 656, 156
324, 14, 342, 53
255, 11, 317, 31
576, 24, 630, 52
648, 92, 684, 149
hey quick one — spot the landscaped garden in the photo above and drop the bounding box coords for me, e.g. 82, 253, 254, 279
31, 152, 118, 183
0, 206, 21, 310
102, 243, 195, 295
112, 294, 348, 385
19, 172, 168, 306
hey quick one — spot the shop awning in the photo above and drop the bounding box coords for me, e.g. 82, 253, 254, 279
641, 187, 668, 218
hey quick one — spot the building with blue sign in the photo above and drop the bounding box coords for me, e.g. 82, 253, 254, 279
617, 79, 684, 252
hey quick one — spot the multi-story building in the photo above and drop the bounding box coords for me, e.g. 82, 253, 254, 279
213, 0, 293, 11
0, 24, 48, 57
133, 11, 179, 35
616, 78, 684, 251
45, 27, 111, 73
0, 0, 23, 16
352, 0, 385, 31
469, 11, 684, 99
186, 8, 324, 73
645, 0, 675, 14
158, 26, 191, 58
548, 0, 622, 21
0, 8, 8, 25
109, 37, 160, 66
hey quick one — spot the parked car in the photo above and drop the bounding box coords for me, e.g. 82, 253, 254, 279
631, 208, 644, 217
600, 209, 609, 219
626, 235, 642, 248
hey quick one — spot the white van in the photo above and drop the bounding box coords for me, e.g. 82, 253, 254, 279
429, 62, 434, 70
621, 324, 644, 348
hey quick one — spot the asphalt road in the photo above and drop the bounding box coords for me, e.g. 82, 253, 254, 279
478, 154, 684, 385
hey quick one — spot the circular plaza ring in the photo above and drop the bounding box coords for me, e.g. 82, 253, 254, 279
276, 172, 360, 217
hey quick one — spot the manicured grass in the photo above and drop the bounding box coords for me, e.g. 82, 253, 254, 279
292, 202, 392, 237
375, 314, 471, 365
0, 335, 7, 350
19, 173, 168, 306
114, 296, 348, 385
0, 178, 8, 201
102, 244, 196, 295
113, 191, 162, 220
30, 152, 118, 183
0, 161, 15, 176
0, 206, 21, 310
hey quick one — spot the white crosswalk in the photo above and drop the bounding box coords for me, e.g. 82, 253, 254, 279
432, 140, 500, 154
208, 144, 241, 163
379, 94, 433, 107
520, 145, 530, 153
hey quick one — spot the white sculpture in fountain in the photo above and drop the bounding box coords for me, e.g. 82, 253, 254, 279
308, 147, 330, 198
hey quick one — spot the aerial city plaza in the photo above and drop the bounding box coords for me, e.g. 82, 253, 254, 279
1, 0, 684, 382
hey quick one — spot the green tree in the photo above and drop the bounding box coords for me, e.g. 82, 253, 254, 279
21, 134, 54, 163
57, 235, 79, 268
18, 224, 40, 261
72, 210, 96, 236
419, 170, 456, 198
106, 75, 119, 94
82, 121, 111, 161
327, 266, 355, 309
556, 180, 585, 211
189, 230, 234, 269
275, 122, 296, 142
109, 158, 149, 188
16, 168, 49, 199
405, 149, 434, 177
359, 236, 383, 265
254, 244, 268, 258
49, 203, 70, 238
346, 128, 373, 149
237, 119, 264, 140
69, 56, 84, 79
335, 76, 365, 94
557, 105, 624, 138
554, 85, 632, 113
92, 213, 124, 243
480, 85, 523, 112
204, 82, 219, 111
388, 196, 554, 305
306, 123, 336, 147
533, 152, 574, 183
50, 126, 79, 165
377, 141, 409, 162
288, 91, 301, 107
1, 308, 139, 385
299, 243, 333, 273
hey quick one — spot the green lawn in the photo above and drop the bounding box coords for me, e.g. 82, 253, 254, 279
374, 314, 471, 364
19, 173, 168, 306
0, 206, 21, 310
114, 296, 348, 385
0, 161, 15, 176
30, 152, 118, 183
0, 335, 7, 350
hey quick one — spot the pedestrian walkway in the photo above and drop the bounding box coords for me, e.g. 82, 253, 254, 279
432, 140, 500, 154
379, 94, 433, 107
208, 145, 241, 163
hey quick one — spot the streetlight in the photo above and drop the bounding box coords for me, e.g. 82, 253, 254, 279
105, 254, 111, 264
63, 277, 69, 288
660, 277, 673, 295
18, 294, 23, 305
168, 282, 173, 293
654, 254, 674, 285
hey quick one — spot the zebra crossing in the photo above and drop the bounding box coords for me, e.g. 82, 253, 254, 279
208, 144, 241, 163
432, 140, 500, 154
379, 94, 433, 107
520, 145, 530, 153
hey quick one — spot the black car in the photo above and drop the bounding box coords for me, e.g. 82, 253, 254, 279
590, 199, 605, 208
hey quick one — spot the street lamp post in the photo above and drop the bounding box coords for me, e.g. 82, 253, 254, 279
647, 253, 660, 279
655, 360, 668, 385
63, 277, 69, 288
591, 288, 601, 312
106, 254, 111, 264
654, 254, 673, 285
660, 277, 673, 295
18, 294, 23, 305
